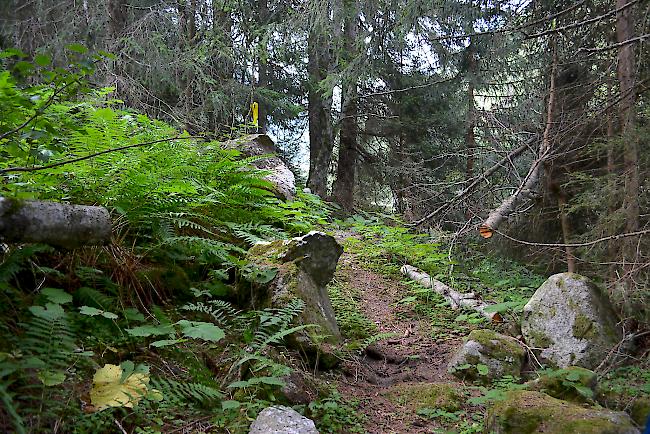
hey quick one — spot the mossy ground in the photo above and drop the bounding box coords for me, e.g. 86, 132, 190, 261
387, 382, 464, 412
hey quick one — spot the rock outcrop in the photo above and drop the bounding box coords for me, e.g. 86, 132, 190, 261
248, 231, 343, 368
447, 329, 525, 384
224, 134, 296, 200
521, 273, 622, 369
249, 406, 318, 434
487, 390, 639, 434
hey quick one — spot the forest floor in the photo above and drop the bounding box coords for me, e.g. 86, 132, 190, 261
331, 231, 480, 434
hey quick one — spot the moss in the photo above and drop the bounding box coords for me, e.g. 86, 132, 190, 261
468, 329, 525, 361
526, 367, 597, 403
488, 390, 637, 434
572, 313, 596, 340
388, 383, 463, 412
528, 329, 553, 349
630, 397, 650, 426
247, 239, 288, 264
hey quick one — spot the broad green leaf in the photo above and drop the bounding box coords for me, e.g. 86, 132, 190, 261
29, 303, 65, 320
222, 400, 240, 410
41, 288, 72, 305
37, 370, 66, 386
79, 306, 103, 316
123, 308, 145, 322
34, 54, 51, 66
126, 324, 174, 337
177, 321, 225, 342
150, 339, 182, 348
476, 364, 489, 376
66, 43, 88, 54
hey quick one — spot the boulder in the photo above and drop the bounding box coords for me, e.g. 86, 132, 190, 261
525, 366, 597, 404
447, 329, 525, 384
248, 231, 343, 368
487, 390, 640, 434
521, 273, 622, 369
224, 134, 296, 200
249, 406, 318, 434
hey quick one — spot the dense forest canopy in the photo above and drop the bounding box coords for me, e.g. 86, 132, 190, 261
0, 0, 649, 433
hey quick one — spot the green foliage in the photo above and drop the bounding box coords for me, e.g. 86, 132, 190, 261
307, 391, 365, 434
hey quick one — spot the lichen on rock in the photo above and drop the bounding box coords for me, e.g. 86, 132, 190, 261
521, 273, 623, 370
447, 329, 525, 384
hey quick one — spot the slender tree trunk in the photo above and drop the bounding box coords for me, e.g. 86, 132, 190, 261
465, 43, 477, 219
256, 0, 270, 133
606, 80, 619, 280
106, 0, 126, 43
332, 0, 359, 211
615, 0, 639, 286
307, 29, 334, 197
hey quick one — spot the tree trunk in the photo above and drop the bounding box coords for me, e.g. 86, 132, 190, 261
557, 193, 576, 273
106, 0, 127, 42
465, 43, 477, 219
0, 198, 111, 248
256, 0, 270, 133
615, 0, 640, 285
332, 0, 359, 211
306, 29, 334, 197
479, 40, 558, 238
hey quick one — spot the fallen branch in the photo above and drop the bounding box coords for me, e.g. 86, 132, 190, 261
412, 138, 533, 227
0, 197, 111, 248
400, 264, 502, 322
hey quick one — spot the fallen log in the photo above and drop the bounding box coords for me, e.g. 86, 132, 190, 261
400, 264, 502, 322
0, 197, 111, 248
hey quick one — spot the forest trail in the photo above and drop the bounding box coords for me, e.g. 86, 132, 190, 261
332, 231, 468, 433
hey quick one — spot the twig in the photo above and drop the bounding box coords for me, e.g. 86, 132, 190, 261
492, 228, 650, 248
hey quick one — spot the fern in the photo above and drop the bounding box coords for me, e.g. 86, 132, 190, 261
0, 245, 51, 284
74, 286, 116, 310
250, 298, 305, 350
152, 377, 222, 407
182, 300, 242, 328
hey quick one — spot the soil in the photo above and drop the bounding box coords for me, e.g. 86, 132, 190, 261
332, 232, 470, 434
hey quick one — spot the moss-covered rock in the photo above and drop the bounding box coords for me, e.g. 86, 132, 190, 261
525, 367, 597, 404
487, 390, 640, 434
521, 273, 623, 370
387, 382, 463, 412
247, 232, 344, 368
630, 397, 650, 429
447, 329, 525, 384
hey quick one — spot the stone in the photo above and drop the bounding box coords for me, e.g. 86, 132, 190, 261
279, 371, 319, 405
223, 134, 296, 201
486, 390, 640, 434
521, 273, 623, 369
249, 406, 318, 434
447, 329, 525, 384
525, 366, 597, 404
248, 232, 344, 368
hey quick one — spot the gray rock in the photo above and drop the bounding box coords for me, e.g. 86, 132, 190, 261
248, 232, 343, 368
249, 406, 318, 434
487, 390, 639, 434
521, 273, 622, 369
223, 134, 296, 200
447, 329, 525, 384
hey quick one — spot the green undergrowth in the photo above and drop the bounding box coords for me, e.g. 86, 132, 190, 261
0, 49, 347, 433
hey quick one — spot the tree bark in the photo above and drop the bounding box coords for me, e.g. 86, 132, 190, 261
332, 0, 359, 211
0, 197, 111, 248
306, 28, 334, 197
615, 0, 640, 284
106, 0, 127, 42
465, 43, 477, 219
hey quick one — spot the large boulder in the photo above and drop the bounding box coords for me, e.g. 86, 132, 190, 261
248, 231, 343, 368
486, 390, 639, 434
521, 273, 623, 369
249, 406, 318, 434
224, 134, 296, 200
447, 329, 525, 384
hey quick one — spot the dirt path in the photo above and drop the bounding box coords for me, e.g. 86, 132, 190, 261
333, 232, 465, 433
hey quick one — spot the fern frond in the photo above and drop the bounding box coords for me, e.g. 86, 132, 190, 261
152, 378, 222, 407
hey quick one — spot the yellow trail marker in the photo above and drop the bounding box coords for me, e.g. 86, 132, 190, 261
251, 102, 259, 127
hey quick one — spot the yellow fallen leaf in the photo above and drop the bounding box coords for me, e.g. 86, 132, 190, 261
90, 364, 150, 411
